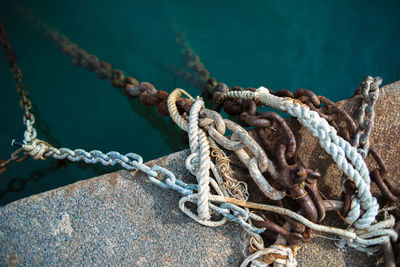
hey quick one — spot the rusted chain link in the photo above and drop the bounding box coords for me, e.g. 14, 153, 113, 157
172, 25, 210, 90
223, 97, 326, 241
0, 148, 29, 173
222, 96, 325, 225
0, 20, 32, 171
273, 88, 357, 142
213, 87, 398, 253
16, 6, 193, 118
369, 148, 400, 203
0, 21, 32, 115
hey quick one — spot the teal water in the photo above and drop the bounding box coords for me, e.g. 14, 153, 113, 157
1, 0, 399, 205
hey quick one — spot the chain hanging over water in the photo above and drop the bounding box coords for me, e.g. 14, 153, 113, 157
0, 20, 35, 171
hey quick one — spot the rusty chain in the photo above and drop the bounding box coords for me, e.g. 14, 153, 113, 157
218, 97, 326, 244
273, 85, 400, 212
0, 20, 32, 172
172, 25, 210, 91
212, 84, 399, 256
0, 148, 29, 174
16, 6, 193, 119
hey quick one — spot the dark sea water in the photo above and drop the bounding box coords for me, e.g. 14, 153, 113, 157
1, 0, 399, 205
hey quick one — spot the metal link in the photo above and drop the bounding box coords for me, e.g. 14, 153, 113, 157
208, 124, 245, 150
231, 131, 268, 173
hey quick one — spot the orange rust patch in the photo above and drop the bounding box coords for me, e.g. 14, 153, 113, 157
292, 98, 311, 108
6, 251, 19, 267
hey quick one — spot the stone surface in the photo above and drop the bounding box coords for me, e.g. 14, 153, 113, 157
0, 150, 243, 266
0, 81, 399, 266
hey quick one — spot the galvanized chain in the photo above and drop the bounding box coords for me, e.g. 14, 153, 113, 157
353, 76, 382, 157
19, 136, 272, 242
352, 77, 399, 203
338, 76, 400, 255
335, 76, 387, 250
19, 126, 396, 254
168, 89, 286, 201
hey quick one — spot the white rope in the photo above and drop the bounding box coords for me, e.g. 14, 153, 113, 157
188, 98, 211, 220
222, 87, 377, 228
251, 87, 377, 229
278, 97, 377, 228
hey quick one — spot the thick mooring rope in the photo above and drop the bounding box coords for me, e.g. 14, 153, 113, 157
220, 86, 378, 229
188, 99, 212, 220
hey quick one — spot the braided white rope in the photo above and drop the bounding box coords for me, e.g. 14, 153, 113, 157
279, 98, 377, 228
188, 98, 211, 220
345, 77, 382, 228
253, 87, 377, 229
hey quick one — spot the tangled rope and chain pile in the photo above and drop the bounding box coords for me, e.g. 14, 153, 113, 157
170, 88, 398, 263
15, 87, 397, 265
2, 11, 400, 266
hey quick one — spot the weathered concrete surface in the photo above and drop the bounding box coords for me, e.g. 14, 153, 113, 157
0, 150, 243, 266
0, 81, 399, 266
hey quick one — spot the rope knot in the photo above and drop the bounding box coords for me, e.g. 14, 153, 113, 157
23, 139, 52, 160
